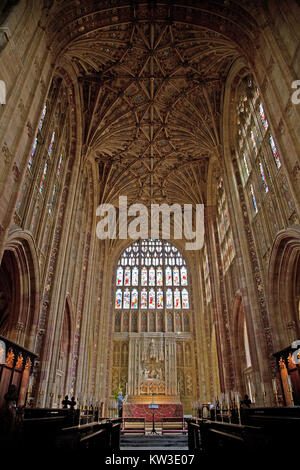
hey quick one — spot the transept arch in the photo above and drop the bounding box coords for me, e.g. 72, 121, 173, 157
268, 226, 300, 351
0, 229, 40, 351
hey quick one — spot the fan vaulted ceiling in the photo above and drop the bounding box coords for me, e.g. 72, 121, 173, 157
48, 1, 258, 206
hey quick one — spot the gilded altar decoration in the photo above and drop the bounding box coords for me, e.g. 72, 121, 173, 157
5, 348, 14, 367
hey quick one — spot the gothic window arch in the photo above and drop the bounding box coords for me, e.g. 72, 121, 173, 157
15, 77, 69, 248
236, 76, 281, 217
235, 74, 297, 257
114, 239, 191, 333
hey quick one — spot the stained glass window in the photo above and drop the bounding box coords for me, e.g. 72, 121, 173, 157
141, 267, 147, 286
180, 266, 187, 285
114, 240, 190, 327
166, 288, 173, 309
259, 162, 269, 193
141, 289, 147, 309
116, 267, 123, 286
149, 267, 155, 286
157, 289, 163, 309
173, 267, 180, 286
131, 289, 138, 309
269, 135, 281, 169
56, 154, 63, 178
156, 267, 163, 286
123, 289, 130, 309
39, 162, 48, 193
236, 75, 284, 229
216, 178, 235, 273
174, 289, 181, 309
182, 289, 189, 309
149, 289, 155, 309
166, 266, 172, 286
38, 104, 47, 130
124, 267, 131, 286
115, 289, 122, 309
28, 137, 38, 170
259, 103, 268, 130
48, 131, 55, 156
250, 184, 258, 213
132, 267, 139, 286
28, 103, 49, 171
31, 136, 38, 157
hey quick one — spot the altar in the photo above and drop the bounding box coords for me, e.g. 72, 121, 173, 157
123, 402, 184, 421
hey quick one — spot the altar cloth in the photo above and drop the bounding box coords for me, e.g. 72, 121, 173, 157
123, 403, 183, 421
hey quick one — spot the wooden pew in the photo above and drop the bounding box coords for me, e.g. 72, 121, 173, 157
57, 417, 122, 450
161, 417, 187, 434
186, 417, 264, 454
121, 417, 146, 434
187, 409, 300, 454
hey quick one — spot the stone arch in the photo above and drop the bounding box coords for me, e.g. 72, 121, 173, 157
0, 229, 40, 350
268, 226, 300, 351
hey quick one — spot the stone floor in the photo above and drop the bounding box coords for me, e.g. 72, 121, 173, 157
120, 433, 189, 451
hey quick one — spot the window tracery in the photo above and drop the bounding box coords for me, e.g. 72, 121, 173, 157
235, 74, 298, 260
114, 239, 190, 333
216, 178, 235, 273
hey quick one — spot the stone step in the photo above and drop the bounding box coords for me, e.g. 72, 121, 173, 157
120, 434, 188, 450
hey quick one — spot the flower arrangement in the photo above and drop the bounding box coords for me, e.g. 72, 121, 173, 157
112, 386, 123, 399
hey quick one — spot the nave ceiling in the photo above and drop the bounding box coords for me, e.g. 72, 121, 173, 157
47, 1, 259, 207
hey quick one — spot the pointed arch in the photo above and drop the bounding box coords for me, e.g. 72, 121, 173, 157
268, 226, 300, 351
0, 229, 40, 351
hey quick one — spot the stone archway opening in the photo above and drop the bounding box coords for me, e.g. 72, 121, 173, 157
268, 227, 300, 351
0, 232, 39, 350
